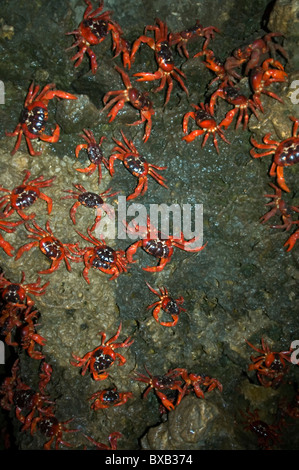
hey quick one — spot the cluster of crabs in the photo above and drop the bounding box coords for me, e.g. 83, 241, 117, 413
0, 0, 298, 450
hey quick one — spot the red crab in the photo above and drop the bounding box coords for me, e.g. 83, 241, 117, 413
0, 359, 54, 429
75, 129, 109, 184
0, 359, 20, 410
61, 184, 118, 231
232, 32, 288, 76
30, 414, 78, 450
0, 304, 23, 346
250, 115, 299, 193
182, 101, 230, 153
134, 366, 184, 411
0, 170, 55, 220
260, 183, 299, 228
240, 408, 282, 450
5, 82, 77, 156
197, 49, 242, 86
17, 306, 46, 360
76, 228, 130, 282
37, 361, 53, 396
66, 0, 128, 74
146, 282, 186, 327
71, 322, 134, 381
250, 58, 288, 112
259, 183, 299, 250
245, 337, 292, 388
109, 130, 168, 200
0, 271, 49, 308
0, 217, 23, 256
88, 387, 133, 410
130, 17, 188, 106
168, 20, 220, 59
173, 368, 223, 399
14, 220, 82, 274
210, 83, 260, 130
102, 66, 155, 143
126, 216, 207, 272
83, 431, 123, 450
15, 386, 54, 432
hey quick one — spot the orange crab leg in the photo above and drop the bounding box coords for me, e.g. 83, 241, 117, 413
143, 256, 170, 272
182, 129, 205, 143
0, 234, 15, 256
38, 192, 53, 215
274, 165, 289, 193
155, 391, 175, 410
15, 241, 39, 260
130, 36, 155, 62
284, 229, 299, 251
38, 125, 60, 144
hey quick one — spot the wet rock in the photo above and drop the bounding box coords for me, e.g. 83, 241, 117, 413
0, 18, 14, 40
141, 394, 241, 450
56, 94, 101, 134
268, 0, 299, 39
248, 71, 299, 140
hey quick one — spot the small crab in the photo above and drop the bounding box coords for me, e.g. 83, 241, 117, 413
260, 184, 299, 251
75, 129, 109, 184
71, 322, 134, 381
126, 216, 207, 272
134, 366, 184, 411
0, 271, 49, 308
61, 184, 118, 231
260, 183, 299, 228
240, 408, 282, 450
17, 306, 46, 360
66, 0, 129, 74
109, 130, 168, 200
15, 220, 82, 275
31, 414, 78, 450
168, 20, 220, 59
245, 337, 292, 388
0, 304, 23, 346
83, 431, 123, 450
102, 66, 155, 143
232, 32, 288, 76
0, 359, 54, 429
5, 81, 77, 156
89, 387, 133, 410
0, 217, 24, 257
182, 101, 230, 153
250, 115, 299, 193
250, 58, 288, 112
0, 170, 55, 220
210, 83, 260, 130
76, 228, 130, 282
259, 184, 299, 250
130, 17, 188, 106
173, 368, 223, 399
0, 359, 21, 410
197, 49, 242, 86
14, 377, 54, 432
146, 282, 186, 327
